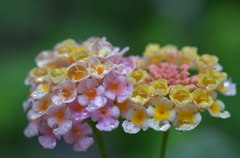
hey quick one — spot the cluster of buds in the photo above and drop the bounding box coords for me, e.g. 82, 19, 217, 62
23, 37, 236, 152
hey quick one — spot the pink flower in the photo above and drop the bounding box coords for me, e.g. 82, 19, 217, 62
47, 104, 72, 138
23, 98, 34, 112
31, 93, 54, 119
77, 78, 107, 112
69, 98, 91, 121
51, 80, 77, 105
103, 71, 133, 103
91, 100, 120, 131
63, 121, 94, 152
108, 52, 135, 75
38, 122, 57, 149
24, 109, 39, 138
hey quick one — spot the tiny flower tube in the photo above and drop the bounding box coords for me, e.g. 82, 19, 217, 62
208, 100, 230, 118
197, 73, 218, 91
31, 93, 54, 119
89, 57, 114, 79
143, 43, 162, 64
169, 85, 193, 107
49, 67, 67, 84
192, 88, 214, 108
67, 62, 89, 82
29, 67, 50, 83
130, 84, 151, 105
35, 50, 56, 68
73, 51, 94, 63
127, 69, 148, 84
173, 104, 202, 131
149, 79, 169, 96
54, 39, 78, 58
147, 97, 176, 131
179, 46, 198, 64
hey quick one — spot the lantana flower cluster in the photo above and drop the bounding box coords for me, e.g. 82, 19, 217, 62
23, 37, 236, 152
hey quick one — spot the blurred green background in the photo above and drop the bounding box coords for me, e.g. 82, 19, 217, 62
1, 0, 240, 157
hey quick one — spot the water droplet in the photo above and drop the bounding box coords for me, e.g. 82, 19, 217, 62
53, 124, 59, 132
178, 131, 183, 134
110, 123, 115, 128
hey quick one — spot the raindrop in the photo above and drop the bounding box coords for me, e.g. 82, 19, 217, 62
178, 131, 183, 134
53, 124, 59, 132
110, 123, 115, 128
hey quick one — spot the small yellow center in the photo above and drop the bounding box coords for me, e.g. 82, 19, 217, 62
131, 110, 146, 126
209, 102, 220, 114
202, 76, 216, 89
154, 83, 166, 90
154, 104, 169, 121
195, 94, 209, 105
174, 90, 190, 102
178, 112, 194, 125
132, 72, 143, 82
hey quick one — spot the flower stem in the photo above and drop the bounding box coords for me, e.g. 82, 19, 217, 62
160, 130, 170, 158
90, 120, 107, 158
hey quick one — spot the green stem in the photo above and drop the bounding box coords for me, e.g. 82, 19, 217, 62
90, 120, 107, 158
160, 130, 170, 158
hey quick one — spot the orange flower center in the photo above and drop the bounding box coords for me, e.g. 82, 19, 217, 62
86, 88, 97, 100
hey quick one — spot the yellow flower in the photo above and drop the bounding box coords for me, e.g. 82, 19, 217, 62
127, 69, 147, 84
208, 69, 227, 85
49, 67, 67, 84
29, 67, 50, 82
55, 39, 77, 58
67, 62, 89, 82
169, 85, 193, 107
172, 104, 201, 131
195, 54, 218, 71
149, 79, 169, 96
88, 57, 114, 79
147, 97, 176, 131
160, 45, 178, 63
192, 88, 214, 108
130, 84, 151, 105
197, 73, 218, 91
208, 100, 230, 118
143, 43, 162, 64
179, 46, 198, 64
73, 51, 94, 63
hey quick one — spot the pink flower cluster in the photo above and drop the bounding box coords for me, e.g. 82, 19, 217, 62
23, 37, 134, 151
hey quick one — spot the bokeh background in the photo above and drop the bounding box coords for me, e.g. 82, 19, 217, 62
1, 0, 240, 157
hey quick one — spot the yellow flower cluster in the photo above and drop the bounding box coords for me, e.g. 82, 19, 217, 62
123, 43, 236, 133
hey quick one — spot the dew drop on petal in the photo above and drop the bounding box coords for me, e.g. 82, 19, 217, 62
53, 124, 59, 132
